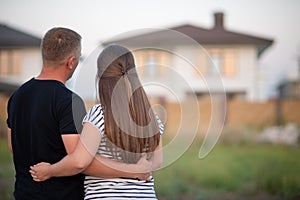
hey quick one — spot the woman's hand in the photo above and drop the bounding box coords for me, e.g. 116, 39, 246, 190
29, 162, 52, 182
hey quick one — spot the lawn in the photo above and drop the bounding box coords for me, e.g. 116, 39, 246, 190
154, 140, 300, 200
0, 138, 14, 200
1, 138, 300, 200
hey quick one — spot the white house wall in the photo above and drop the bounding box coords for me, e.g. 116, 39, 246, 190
21, 48, 42, 82
170, 46, 196, 101
0, 48, 41, 86
237, 46, 258, 101
163, 44, 260, 101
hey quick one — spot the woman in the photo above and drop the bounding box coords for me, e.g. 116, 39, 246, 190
30, 44, 164, 199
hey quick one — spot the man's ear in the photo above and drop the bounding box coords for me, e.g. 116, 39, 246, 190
66, 56, 75, 69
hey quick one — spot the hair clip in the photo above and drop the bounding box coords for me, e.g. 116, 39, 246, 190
122, 70, 128, 76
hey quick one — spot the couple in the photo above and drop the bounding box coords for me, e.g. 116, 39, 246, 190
7, 27, 164, 200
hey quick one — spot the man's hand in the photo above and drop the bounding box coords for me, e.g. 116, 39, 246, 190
29, 162, 52, 182
136, 154, 152, 173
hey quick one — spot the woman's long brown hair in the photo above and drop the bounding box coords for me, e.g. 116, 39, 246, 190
97, 44, 160, 163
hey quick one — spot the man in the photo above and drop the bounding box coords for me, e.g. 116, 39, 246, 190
7, 27, 151, 200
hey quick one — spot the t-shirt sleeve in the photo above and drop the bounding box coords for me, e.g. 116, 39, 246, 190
59, 93, 87, 135
82, 104, 105, 135
6, 94, 14, 129
156, 115, 164, 135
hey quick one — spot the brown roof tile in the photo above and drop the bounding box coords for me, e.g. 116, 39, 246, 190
0, 24, 41, 48
103, 12, 273, 57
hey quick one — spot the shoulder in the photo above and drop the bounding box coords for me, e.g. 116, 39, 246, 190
83, 104, 104, 134
57, 86, 84, 107
86, 104, 103, 117
8, 78, 34, 98
7, 79, 37, 107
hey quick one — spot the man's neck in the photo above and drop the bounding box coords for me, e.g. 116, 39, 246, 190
36, 65, 67, 84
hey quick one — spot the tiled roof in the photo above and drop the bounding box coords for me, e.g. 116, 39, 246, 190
102, 13, 273, 57
0, 24, 41, 48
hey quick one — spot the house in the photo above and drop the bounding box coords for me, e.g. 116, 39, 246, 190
101, 12, 274, 102
0, 24, 42, 95
278, 80, 300, 99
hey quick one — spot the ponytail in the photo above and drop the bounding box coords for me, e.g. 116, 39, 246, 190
97, 44, 160, 163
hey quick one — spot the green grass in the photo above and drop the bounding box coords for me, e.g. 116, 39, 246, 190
1, 138, 300, 200
0, 138, 14, 200
153, 141, 300, 200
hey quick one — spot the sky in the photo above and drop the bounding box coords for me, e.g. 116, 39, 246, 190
1, 0, 300, 98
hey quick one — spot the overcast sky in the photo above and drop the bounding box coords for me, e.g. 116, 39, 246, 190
1, 0, 300, 98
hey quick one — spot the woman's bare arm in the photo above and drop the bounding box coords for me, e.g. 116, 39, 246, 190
30, 122, 101, 181
150, 136, 163, 171
83, 154, 152, 180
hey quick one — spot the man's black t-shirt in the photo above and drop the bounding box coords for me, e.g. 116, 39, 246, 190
7, 78, 86, 200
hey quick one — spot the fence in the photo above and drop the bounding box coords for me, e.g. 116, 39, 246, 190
164, 99, 300, 136
1, 93, 300, 137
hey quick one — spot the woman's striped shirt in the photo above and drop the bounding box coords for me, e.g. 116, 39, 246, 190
82, 104, 164, 200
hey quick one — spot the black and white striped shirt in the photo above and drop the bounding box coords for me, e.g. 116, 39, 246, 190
82, 104, 164, 200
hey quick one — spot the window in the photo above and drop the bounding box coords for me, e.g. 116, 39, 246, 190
134, 51, 146, 77
223, 49, 237, 76
196, 48, 237, 77
133, 49, 170, 78
146, 57, 157, 77
0, 50, 21, 76
194, 50, 208, 76
209, 54, 222, 76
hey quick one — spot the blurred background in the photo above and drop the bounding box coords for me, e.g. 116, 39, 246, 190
1, 0, 300, 199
